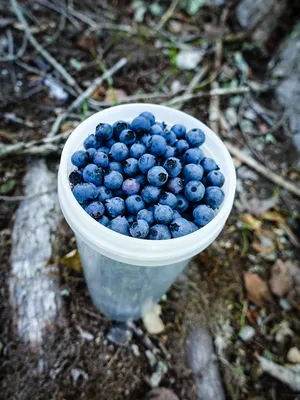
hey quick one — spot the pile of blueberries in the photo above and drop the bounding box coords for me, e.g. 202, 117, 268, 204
69, 111, 225, 239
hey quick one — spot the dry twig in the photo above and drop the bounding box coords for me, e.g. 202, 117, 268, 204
156, 0, 180, 31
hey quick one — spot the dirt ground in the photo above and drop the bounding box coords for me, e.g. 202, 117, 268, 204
0, 1, 300, 399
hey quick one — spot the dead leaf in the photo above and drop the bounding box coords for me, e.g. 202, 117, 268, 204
244, 272, 272, 307
60, 249, 82, 273
104, 88, 128, 103
246, 197, 278, 217
261, 211, 285, 224
91, 86, 106, 100
240, 214, 262, 231
269, 260, 293, 297
143, 304, 165, 334
76, 34, 97, 52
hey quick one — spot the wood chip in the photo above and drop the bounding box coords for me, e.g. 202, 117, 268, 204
244, 272, 272, 307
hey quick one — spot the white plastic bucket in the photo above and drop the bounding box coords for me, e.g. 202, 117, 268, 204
58, 103, 236, 320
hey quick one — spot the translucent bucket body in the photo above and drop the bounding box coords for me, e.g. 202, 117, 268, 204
58, 104, 236, 321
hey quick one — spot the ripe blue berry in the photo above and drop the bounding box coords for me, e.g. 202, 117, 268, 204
170, 218, 193, 238
175, 140, 189, 156
138, 153, 157, 174
109, 216, 130, 236
171, 124, 186, 139
156, 121, 167, 130
159, 130, 177, 146
139, 111, 155, 126
193, 204, 214, 226
84, 134, 99, 150
94, 151, 109, 168
71, 150, 89, 168
190, 221, 198, 232
122, 178, 140, 196
127, 215, 137, 225
163, 157, 182, 177
147, 166, 169, 187
104, 171, 123, 190
206, 170, 225, 187
201, 157, 219, 174
69, 170, 82, 185
154, 205, 174, 225
112, 120, 130, 139
110, 142, 129, 161
183, 148, 205, 164
182, 164, 204, 183
184, 180, 205, 202
149, 124, 163, 135
97, 186, 113, 202
106, 197, 125, 218
95, 123, 113, 141
141, 133, 152, 148
148, 224, 171, 240
130, 143, 146, 159
203, 186, 224, 209
119, 129, 136, 146
158, 191, 177, 209
176, 194, 190, 213
141, 185, 161, 204
85, 201, 105, 219
98, 215, 110, 227
123, 158, 139, 177
97, 146, 110, 155
166, 177, 184, 194
131, 116, 150, 134
83, 164, 104, 186
185, 128, 205, 147
73, 182, 97, 203
172, 210, 182, 220
86, 148, 97, 161
125, 195, 145, 215
135, 174, 147, 187
164, 146, 176, 159
130, 219, 149, 238
147, 135, 167, 156
108, 161, 123, 174
137, 209, 155, 226
105, 137, 117, 148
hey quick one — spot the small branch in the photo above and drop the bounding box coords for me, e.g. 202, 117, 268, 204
48, 57, 128, 137
156, 0, 180, 31
258, 356, 300, 391
10, 0, 80, 90
225, 141, 300, 198
0, 190, 54, 202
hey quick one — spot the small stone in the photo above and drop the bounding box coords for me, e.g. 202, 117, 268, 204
148, 361, 168, 388
238, 325, 255, 342
176, 50, 203, 70
71, 368, 88, 384
77, 326, 94, 341
170, 80, 181, 94
279, 298, 292, 310
143, 305, 165, 334
131, 344, 141, 357
225, 107, 238, 127
107, 324, 132, 346
287, 347, 300, 363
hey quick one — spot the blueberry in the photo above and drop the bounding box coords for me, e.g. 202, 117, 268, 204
135, 174, 147, 187
139, 111, 155, 126
170, 218, 193, 238
83, 164, 104, 186
119, 129, 136, 146
149, 124, 163, 135
127, 215, 137, 225
159, 129, 177, 146
84, 134, 99, 149
156, 121, 167, 130
203, 186, 224, 209
130, 219, 150, 238
108, 216, 129, 236
122, 178, 140, 196
166, 177, 184, 194
137, 209, 155, 226
131, 116, 150, 134
85, 201, 105, 219
141, 185, 161, 204
112, 120, 130, 139
164, 145, 175, 159
185, 128, 205, 147
193, 204, 215, 226
97, 186, 113, 202
206, 170, 225, 187
148, 224, 171, 240
105, 137, 117, 148
114, 188, 124, 197
183, 148, 205, 164
172, 210, 182, 220
98, 215, 110, 227
189, 221, 198, 232
182, 164, 204, 183
147, 135, 167, 156
184, 180, 205, 202
71, 150, 89, 168
130, 143, 146, 159
163, 157, 182, 177
175, 140, 189, 156
125, 195, 145, 215
110, 142, 129, 161
86, 147, 97, 161
123, 158, 139, 177
69, 170, 82, 185
141, 133, 152, 148
73, 182, 97, 203
154, 204, 174, 225
94, 151, 109, 168
138, 153, 157, 174
158, 191, 177, 209
201, 157, 219, 174
104, 171, 123, 190
108, 161, 123, 174
106, 197, 125, 217
176, 194, 190, 213
97, 146, 110, 155
171, 124, 186, 139
95, 123, 113, 141
147, 166, 168, 187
